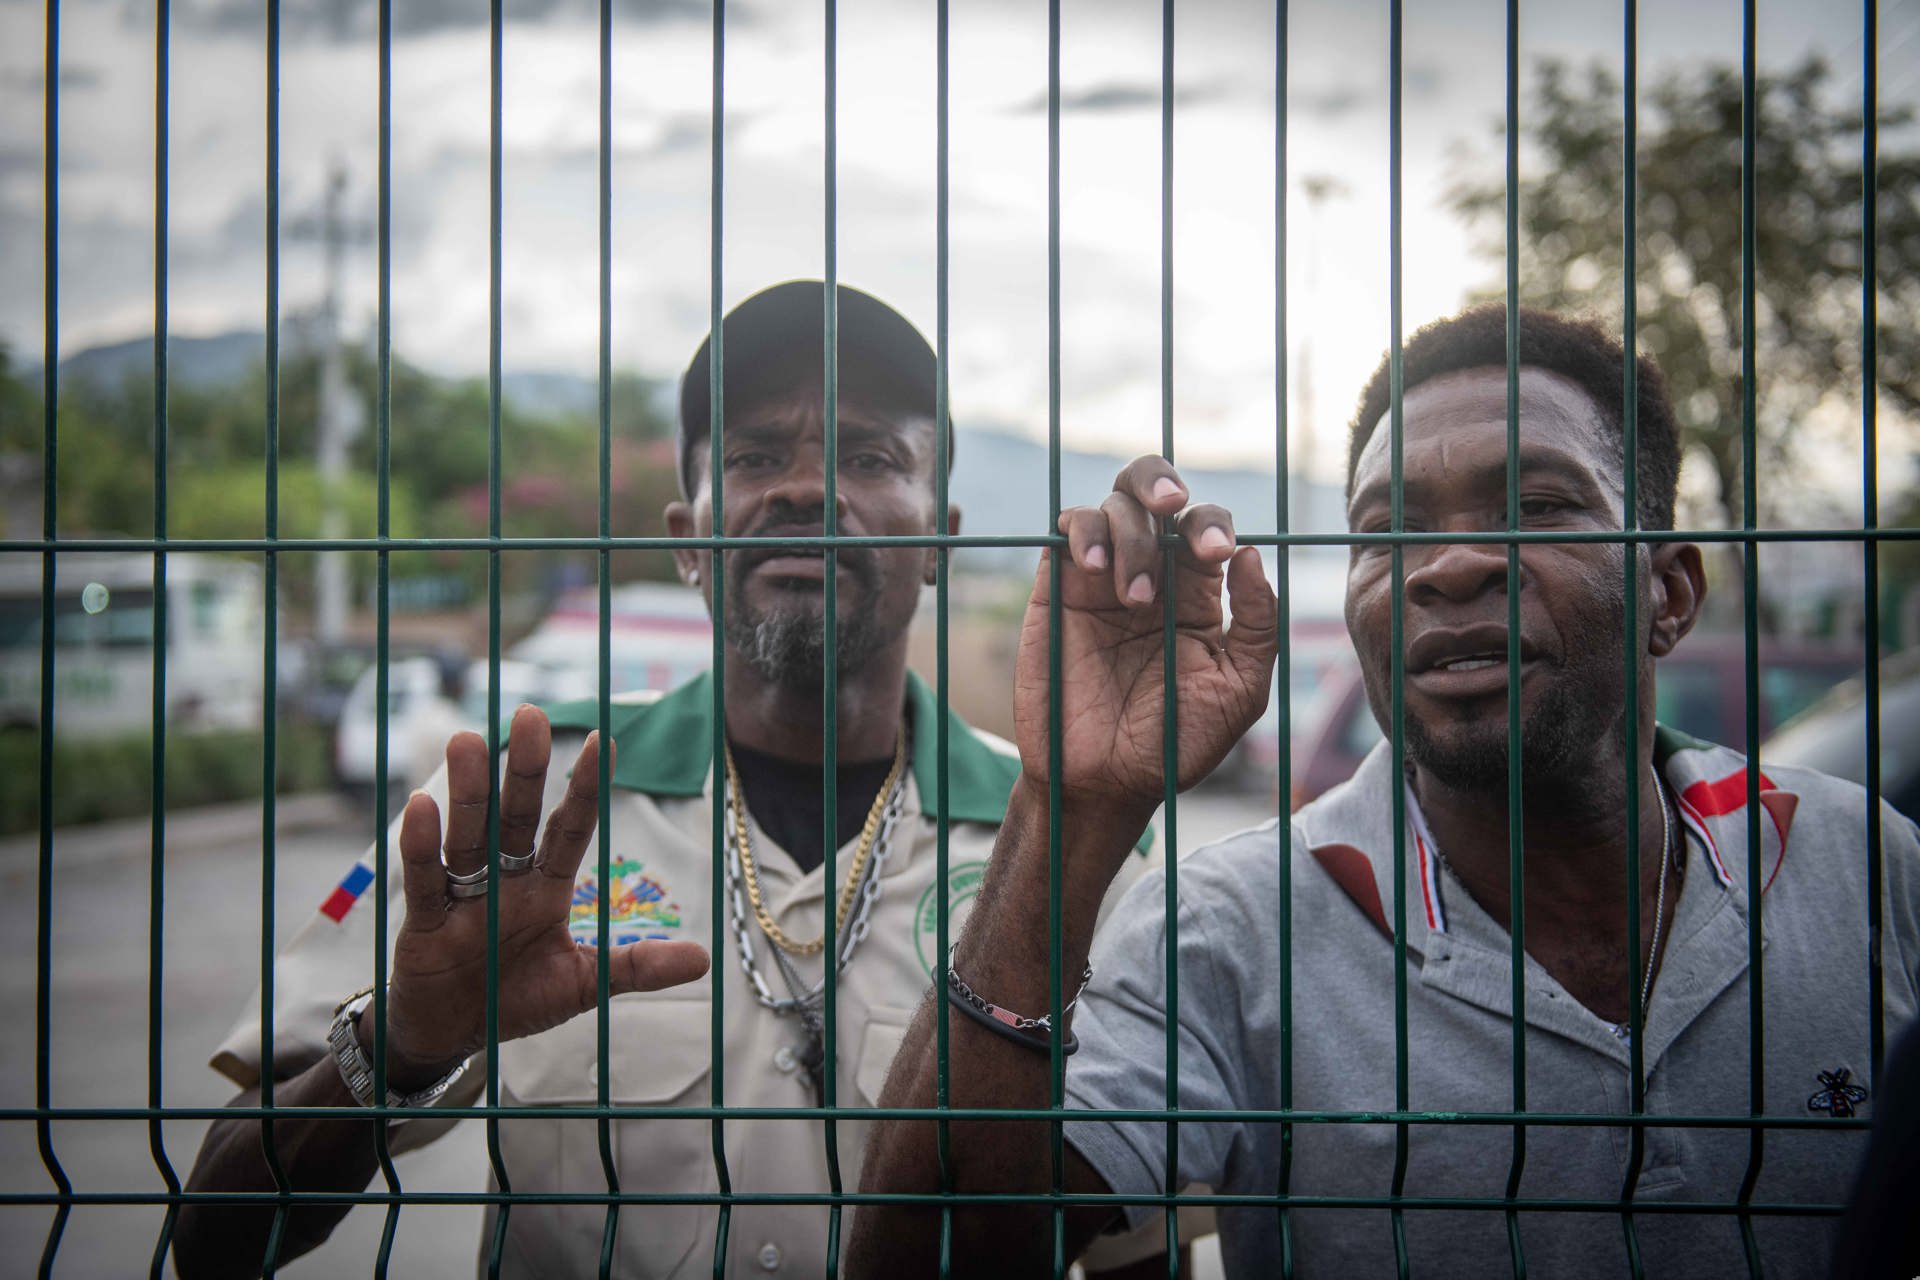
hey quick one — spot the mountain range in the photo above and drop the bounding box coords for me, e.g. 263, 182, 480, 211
23, 328, 1350, 583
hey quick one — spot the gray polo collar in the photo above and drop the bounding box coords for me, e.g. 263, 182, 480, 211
1292, 728, 1801, 1065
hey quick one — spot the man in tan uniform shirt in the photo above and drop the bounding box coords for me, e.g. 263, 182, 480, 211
175, 281, 1165, 1277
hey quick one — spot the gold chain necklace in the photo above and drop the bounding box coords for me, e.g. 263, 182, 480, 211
721, 729, 908, 957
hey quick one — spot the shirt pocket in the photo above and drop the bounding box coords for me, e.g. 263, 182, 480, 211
853, 1003, 915, 1106
835, 1001, 917, 1207
497, 997, 718, 1278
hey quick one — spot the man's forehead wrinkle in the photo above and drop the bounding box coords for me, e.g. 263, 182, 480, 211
1350, 366, 1624, 511
727, 390, 929, 441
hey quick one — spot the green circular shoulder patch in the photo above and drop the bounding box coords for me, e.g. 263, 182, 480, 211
914, 859, 988, 975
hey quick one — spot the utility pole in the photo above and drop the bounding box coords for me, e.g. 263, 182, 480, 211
290, 161, 369, 647
1295, 174, 1348, 531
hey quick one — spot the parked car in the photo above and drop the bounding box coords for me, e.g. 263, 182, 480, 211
1289, 634, 1865, 810
280, 639, 446, 731
331, 582, 715, 810
1762, 646, 1920, 824
1213, 549, 1356, 790
509, 580, 712, 703
1222, 620, 1356, 789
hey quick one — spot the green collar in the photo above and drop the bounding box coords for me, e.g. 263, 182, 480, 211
1654, 721, 1712, 766
541, 671, 1020, 826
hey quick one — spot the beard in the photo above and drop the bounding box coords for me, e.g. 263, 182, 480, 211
722, 546, 889, 688
1397, 666, 1615, 793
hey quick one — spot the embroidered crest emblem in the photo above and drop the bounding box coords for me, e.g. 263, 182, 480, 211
570, 857, 683, 945
915, 860, 987, 975
1807, 1067, 1868, 1117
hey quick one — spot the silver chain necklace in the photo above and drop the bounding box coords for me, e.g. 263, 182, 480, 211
1640, 763, 1676, 1018
722, 762, 906, 1016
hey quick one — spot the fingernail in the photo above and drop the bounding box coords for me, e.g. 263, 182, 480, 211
1200, 527, 1233, 553
1128, 573, 1154, 604
1152, 477, 1185, 503
1085, 545, 1108, 570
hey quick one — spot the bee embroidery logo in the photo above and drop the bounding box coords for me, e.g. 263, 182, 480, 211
1807, 1067, 1868, 1118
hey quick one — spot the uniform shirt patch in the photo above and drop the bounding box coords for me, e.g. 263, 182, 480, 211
319, 860, 375, 923
570, 857, 683, 944
915, 859, 986, 975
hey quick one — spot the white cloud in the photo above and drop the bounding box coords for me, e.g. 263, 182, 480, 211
0, 0, 1907, 484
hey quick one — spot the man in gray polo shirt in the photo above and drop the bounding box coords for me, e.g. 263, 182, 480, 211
851, 305, 1920, 1276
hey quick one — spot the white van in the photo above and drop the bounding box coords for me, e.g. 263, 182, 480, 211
0, 552, 267, 738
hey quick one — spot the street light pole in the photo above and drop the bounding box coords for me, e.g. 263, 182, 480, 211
308, 161, 364, 648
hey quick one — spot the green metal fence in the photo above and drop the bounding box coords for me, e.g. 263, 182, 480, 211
6, 0, 1914, 1276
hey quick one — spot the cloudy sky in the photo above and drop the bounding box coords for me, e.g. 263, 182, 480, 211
1, 0, 1913, 485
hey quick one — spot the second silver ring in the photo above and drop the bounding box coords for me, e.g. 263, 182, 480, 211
446, 864, 490, 900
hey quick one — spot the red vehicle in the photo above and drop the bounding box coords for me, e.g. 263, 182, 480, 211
1287, 634, 1865, 810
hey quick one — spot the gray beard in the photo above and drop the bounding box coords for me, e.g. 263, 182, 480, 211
725, 607, 885, 689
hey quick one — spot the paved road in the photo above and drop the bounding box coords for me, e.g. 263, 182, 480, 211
0, 785, 1271, 1277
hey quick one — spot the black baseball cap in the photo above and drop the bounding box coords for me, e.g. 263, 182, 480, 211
676, 280, 949, 497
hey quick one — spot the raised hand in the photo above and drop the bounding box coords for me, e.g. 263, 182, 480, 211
1016, 456, 1279, 818
374, 706, 711, 1088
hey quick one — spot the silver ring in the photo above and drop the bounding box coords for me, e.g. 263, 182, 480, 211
497, 851, 537, 876
445, 865, 490, 900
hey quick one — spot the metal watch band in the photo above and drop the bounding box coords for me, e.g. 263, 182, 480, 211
327, 989, 469, 1110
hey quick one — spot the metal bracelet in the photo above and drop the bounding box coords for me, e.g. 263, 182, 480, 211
944, 945, 1093, 1033
944, 980, 1078, 1056
327, 989, 470, 1110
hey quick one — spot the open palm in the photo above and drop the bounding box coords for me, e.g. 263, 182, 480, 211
375, 712, 709, 1087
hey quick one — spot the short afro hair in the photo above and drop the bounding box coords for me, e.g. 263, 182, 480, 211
1346, 303, 1681, 531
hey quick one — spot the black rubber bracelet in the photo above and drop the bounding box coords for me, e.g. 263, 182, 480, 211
944, 981, 1079, 1057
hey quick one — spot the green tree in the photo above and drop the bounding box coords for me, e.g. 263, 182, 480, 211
1447, 57, 1920, 538
0, 344, 43, 455
6, 333, 683, 620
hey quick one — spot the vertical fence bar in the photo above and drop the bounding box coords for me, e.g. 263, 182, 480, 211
1859, 0, 1885, 1091
369, 0, 404, 1269
1272, 2, 1295, 1271
36, 0, 72, 1271
595, 0, 619, 1274
1156, 2, 1183, 1272
147, 1, 184, 1266
1617, 0, 1648, 1272
932, 3, 956, 1276
1385, 0, 1411, 1271
255, 0, 294, 1266
1044, 0, 1067, 1271
1734, 1, 1766, 1270
706, 1, 733, 1269
1500, 2, 1528, 1273
483, 0, 511, 1271
819, 5, 847, 1269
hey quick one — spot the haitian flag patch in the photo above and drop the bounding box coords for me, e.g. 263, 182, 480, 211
319, 859, 376, 923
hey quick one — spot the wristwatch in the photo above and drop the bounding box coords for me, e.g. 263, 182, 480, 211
327, 988, 470, 1110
